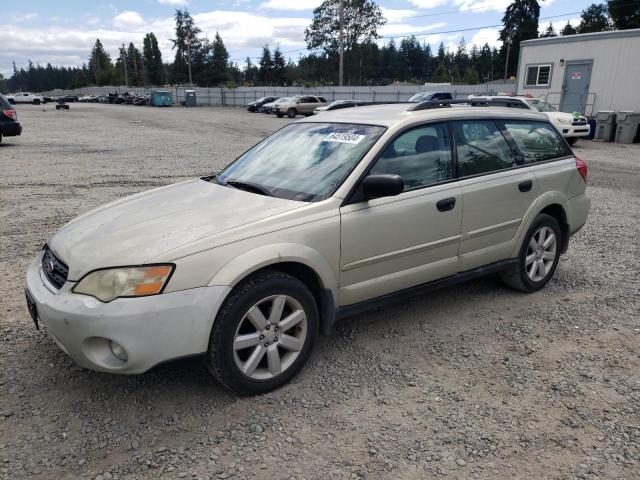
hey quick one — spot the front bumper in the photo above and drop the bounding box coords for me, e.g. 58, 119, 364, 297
1, 121, 22, 137
25, 255, 230, 374
560, 123, 590, 138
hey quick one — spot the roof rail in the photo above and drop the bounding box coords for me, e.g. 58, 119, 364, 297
407, 97, 525, 112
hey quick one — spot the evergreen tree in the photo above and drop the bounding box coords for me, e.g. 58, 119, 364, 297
244, 57, 259, 85
499, 0, 540, 77
432, 63, 449, 83
578, 4, 610, 33
561, 21, 577, 35
607, 0, 640, 29
88, 39, 114, 86
143, 32, 165, 85
0, 73, 7, 94
272, 47, 287, 85
170, 9, 203, 84
258, 46, 273, 85
463, 67, 480, 85
540, 22, 557, 37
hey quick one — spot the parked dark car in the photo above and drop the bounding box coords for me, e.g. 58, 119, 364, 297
246, 96, 278, 112
408, 91, 453, 103
62, 95, 79, 103
0, 94, 22, 144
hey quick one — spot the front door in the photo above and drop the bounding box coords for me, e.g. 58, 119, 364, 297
339, 123, 463, 305
560, 61, 592, 114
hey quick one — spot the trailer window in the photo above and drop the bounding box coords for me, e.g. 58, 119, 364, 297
525, 64, 552, 87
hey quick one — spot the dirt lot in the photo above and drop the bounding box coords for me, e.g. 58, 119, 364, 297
1, 103, 639, 480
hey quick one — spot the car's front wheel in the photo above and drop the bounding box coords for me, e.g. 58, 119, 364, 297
207, 271, 318, 395
567, 137, 578, 145
287, 108, 297, 118
500, 213, 561, 292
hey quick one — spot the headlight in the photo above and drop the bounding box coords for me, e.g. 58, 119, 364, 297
557, 117, 571, 125
73, 265, 174, 302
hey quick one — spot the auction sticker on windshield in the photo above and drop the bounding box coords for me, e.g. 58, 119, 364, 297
324, 132, 366, 144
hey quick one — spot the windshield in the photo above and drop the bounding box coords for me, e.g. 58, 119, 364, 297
217, 122, 386, 202
408, 92, 432, 102
526, 99, 557, 112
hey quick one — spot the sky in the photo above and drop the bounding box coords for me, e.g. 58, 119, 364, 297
0, 0, 591, 77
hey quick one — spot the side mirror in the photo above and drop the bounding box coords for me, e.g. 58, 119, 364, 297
362, 174, 404, 200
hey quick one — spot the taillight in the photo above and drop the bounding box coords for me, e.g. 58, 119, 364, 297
575, 155, 588, 183
2, 109, 16, 120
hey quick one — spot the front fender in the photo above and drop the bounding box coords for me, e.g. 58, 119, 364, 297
207, 242, 339, 298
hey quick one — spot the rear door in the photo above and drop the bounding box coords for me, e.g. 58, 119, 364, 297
454, 119, 538, 271
339, 122, 463, 305
299, 96, 318, 114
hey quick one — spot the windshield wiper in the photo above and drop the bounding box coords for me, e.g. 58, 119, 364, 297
224, 180, 273, 197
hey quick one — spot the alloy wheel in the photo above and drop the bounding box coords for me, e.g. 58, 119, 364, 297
233, 295, 307, 380
525, 226, 557, 282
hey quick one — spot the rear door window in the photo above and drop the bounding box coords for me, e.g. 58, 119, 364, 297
502, 121, 572, 163
452, 120, 515, 177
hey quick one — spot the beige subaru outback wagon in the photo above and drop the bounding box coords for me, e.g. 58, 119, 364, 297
25, 103, 589, 395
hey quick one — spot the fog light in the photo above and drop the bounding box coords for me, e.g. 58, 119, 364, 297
109, 340, 128, 362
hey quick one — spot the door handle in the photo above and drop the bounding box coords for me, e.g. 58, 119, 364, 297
518, 180, 533, 192
436, 197, 456, 212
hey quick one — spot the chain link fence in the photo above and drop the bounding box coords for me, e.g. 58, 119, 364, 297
39, 83, 517, 106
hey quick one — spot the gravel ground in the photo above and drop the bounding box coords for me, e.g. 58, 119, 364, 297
1, 103, 639, 480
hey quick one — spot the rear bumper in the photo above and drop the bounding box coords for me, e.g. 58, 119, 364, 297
568, 192, 590, 235
25, 255, 230, 374
1, 121, 22, 136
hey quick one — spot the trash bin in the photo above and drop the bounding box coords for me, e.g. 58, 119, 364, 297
150, 91, 172, 107
595, 111, 616, 141
614, 111, 640, 144
184, 89, 196, 107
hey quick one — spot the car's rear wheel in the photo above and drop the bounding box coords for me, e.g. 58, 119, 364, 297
287, 108, 297, 118
207, 271, 318, 395
33, 99, 40, 105
500, 213, 561, 292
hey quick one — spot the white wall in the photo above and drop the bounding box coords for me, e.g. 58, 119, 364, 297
517, 30, 640, 114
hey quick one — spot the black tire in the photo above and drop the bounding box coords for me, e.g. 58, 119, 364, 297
287, 108, 297, 118
276, 113, 284, 118
33, 99, 40, 105
500, 213, 562, 293
566, 137, 578, 146
207, 270, 319, 395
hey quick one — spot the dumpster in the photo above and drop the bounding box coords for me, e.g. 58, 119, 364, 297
595, 111, 616, 141
614, 111, 640, 144
150, 91, 172, 107
184, 89, 196, 107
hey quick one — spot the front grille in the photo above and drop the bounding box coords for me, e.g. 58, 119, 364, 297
41, 246, 69, 289
572, 118, 587, 125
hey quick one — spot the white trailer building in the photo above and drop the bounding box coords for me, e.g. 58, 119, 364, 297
516, 28, 640, 116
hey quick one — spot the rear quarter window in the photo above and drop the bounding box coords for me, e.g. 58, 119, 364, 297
502, 121, 572, 163
0, 95, 11, 109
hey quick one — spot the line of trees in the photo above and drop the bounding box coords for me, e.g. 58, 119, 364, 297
2, 0, 638, 93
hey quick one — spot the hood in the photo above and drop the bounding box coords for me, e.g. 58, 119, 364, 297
546, 111, 584, 122
49, 179, 305, 280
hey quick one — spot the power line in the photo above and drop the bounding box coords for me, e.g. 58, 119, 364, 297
229, 10, 584, 62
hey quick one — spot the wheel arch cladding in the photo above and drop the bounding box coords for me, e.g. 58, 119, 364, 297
539, 203, 569, 253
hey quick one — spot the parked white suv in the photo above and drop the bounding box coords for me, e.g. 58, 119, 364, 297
469, 95, 590, 144
25, 104, 590, 395
7, 92, 44, 105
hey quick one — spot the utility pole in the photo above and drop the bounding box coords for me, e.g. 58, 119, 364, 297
338, 0, 344, 87
121, 43, 128, 88
187, 34, 193, 86
503, 34, 512, 82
